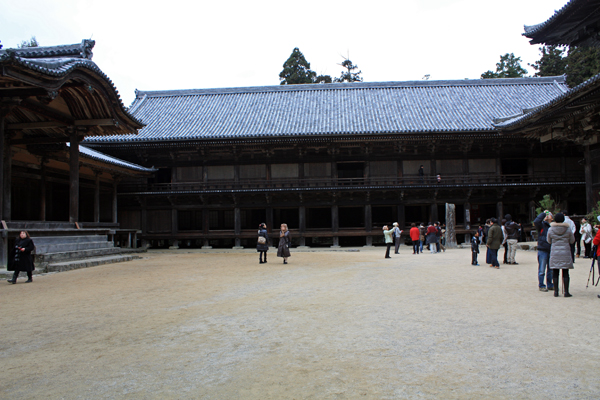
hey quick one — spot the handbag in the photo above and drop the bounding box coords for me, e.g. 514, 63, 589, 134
257, 236, 267, 245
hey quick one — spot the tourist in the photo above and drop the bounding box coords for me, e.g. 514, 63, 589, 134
562, 210, 577, 262
7, 231, 35, 284
501, 218, 508, 264
426, 222, 438, 254
592, 218, 600, 299
277, 223, 291, 264
419, 223, 426, 252
383, 225, 393, 258
504, 214, 520, 265
257, 223, 270, 264
393, 222, 403, 254
486, 218, 502, 269
436, 174, 441, 184
547, 213, 575, 297
418, 165, 424, 183
471, 231, 480, 265
533, 211, 554, 292
409, 223, 420, 254
580, 217, 593, 258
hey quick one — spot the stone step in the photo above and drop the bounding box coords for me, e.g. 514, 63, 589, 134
32, 235, 111, 245
44, 254, 142, 273
35, 247, 125, 264
34, 241, 114, 254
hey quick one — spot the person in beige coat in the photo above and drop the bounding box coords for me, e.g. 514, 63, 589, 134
547, 213, 575, 298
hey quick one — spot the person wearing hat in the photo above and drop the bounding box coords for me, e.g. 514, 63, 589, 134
534, 210, 554, 292
486, 218, 502, 269
547, 213, 575, 297
383, 225, 393, 259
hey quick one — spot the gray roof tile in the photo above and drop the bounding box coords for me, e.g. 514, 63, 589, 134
86, 77, 568, 143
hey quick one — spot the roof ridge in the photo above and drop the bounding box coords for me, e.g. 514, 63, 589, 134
0, 39, 95, 60
135, 76, 567, 98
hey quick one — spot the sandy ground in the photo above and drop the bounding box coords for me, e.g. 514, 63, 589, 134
1, 245, 600, 399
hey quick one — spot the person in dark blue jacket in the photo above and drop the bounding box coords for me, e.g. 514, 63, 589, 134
534, 211, 554, 292
471, 231, 480, 265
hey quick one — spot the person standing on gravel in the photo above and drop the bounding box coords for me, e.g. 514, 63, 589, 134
383, 225, 393, 259
410, 223, 420, 254
580, 218, 593, 258
393, 222, 403, 254
547, 213, 575, 297
534, 211, 554, 292
426, 223, 438, 254
257, 223, 270, 264
7, 231, 35, 284
486, 218, 502, 269
504, 214, 520, 265
277, 223, 291, 264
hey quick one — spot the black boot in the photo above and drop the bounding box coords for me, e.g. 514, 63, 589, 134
7, 271, 18, 284
563, 272, 572, 297
553, 270, 560, 297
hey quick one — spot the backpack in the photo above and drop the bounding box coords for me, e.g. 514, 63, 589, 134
257, 236, 266, 245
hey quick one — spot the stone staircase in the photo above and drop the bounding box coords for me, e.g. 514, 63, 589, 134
2, 221, 145, 276
33, 235, 143, 273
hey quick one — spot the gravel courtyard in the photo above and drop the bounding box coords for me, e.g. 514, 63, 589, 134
1, 246, 599, 399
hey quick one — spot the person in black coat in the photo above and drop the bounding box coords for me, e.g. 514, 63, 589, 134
7, 231, 35, 284
257, 223, 270, 264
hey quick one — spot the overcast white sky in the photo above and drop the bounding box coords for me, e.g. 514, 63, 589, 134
2, 0, 568, 106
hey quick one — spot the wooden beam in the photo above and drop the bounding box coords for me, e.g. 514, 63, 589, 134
7, 119, 115, 130
10, 135, 84, 145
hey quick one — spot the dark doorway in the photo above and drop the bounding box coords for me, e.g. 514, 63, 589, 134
241, 208, 266, 229
372, 206, 395, 228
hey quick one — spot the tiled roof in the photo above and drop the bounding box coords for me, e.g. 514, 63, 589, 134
493, 72, 600, 130
86, 77, 568, 143
0, 40, 143, 129
67, 143, 156, 173
523, 0, 600, 46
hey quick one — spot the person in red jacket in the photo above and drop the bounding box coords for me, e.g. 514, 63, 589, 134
410, 223, 420, 254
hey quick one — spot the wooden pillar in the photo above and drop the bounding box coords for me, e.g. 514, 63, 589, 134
331, 204, 340, 247
430, 203, 438, 223
40, 159, 47, 221
585, 145, 594, 213
3, 138, 12, 221
170, 208, 178, 249
445, 203, 457, 248
364, 203, 373, 247
69, 132, 79, 223
234, 207, 242, 248
464, 202, 471, 244
93, 171, 100, 223
298, 205, 307, 247
496, 201, 503, 223
398, 204, 405, 230
141, 198, 148, 248
112, 180, 118, 224
202, 208, 212, 249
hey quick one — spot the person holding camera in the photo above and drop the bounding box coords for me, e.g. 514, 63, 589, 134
7, 231, 35, 284
534, 210, 554, 292
547, 213, 575, 297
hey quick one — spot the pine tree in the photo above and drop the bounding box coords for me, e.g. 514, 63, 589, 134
279, 48, 317, 85
529, 46, 568, 77
334, 58, 363, 83
481, 53, 528, 79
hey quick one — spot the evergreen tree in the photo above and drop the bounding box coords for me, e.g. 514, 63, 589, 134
565, 46, 600, 87
334, 58, 363, 83
481, 53, 528, 79
529, 46, 568, 77
279, 48, 317, 85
